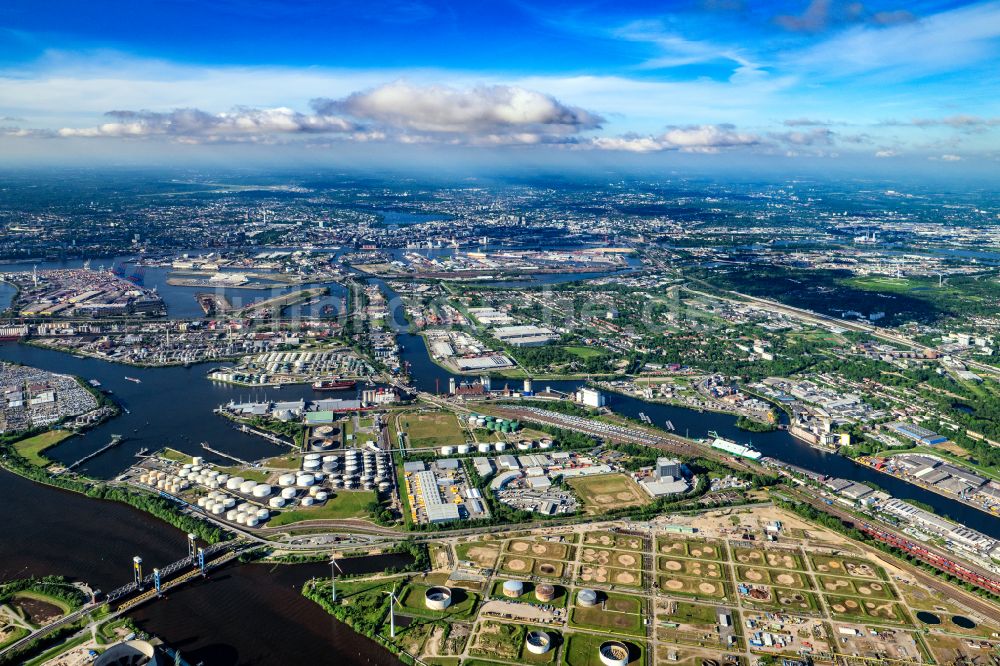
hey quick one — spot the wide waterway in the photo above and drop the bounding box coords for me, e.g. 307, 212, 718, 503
0, 465, 406, 665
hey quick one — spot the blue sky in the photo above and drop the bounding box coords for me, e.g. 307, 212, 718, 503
0, 0, 998, 167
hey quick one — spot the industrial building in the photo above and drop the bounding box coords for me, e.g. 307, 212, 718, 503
491, 324, 558, 347
886, 421, 948, 445
575, 387, 606, 408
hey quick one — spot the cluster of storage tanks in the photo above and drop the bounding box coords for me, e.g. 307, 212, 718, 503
501, 580, 556, 603
196, 492, 269, 527
441, 441, 506, 456
275, 469, 331, 507
330, 448, 393, 493
139, 469, 191, 495
467, 414, 521, 433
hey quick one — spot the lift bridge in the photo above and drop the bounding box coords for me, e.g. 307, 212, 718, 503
104, 534, 248, 610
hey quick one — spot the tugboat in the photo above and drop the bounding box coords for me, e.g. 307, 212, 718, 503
311, 377, 357, 391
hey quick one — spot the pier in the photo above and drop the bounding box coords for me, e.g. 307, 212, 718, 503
62, 434, 124, 472
200, 442, 252, 466
236, 423, 296, 448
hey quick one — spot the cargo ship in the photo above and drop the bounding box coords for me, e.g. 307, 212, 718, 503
311, 377, 356, 391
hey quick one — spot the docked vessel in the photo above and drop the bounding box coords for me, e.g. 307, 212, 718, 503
311, 377, 356, 391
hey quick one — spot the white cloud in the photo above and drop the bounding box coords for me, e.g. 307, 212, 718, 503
312, 82, 603, 136
592, 124, 761, 153
939, 154, 962, 161
56, 107, 356, 139
874, 149, 899, 158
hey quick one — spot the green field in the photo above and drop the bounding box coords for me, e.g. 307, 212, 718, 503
666, 601, 721, 626
566, 473, 651, 514
565, 633, 644, 666
159, 447, 193, 464
398, 583, 478, 620
569, 593, 645, 636
266, 490, 376, 526
402, 412, 467, 448
563, 346, 606, 360
13, 430, 73, 466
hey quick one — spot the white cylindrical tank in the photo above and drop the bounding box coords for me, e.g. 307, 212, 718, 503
457, 444, 470, 454
223, 497, 236, 509
315, 492, 328, 501
237, 502, 251, 513
196, 497, 208, 508
301, 497, 314, 507
378, 482, 391, 492
252, 484, 272, 498
255, 508, 269, 520
494, 442, 506, 451
210, 504, 224, 515
281, 487, 297, 500
440, 446, 454, 456
478, 443, 491, 453
226, 477, 244, 490
309, 486, 322, 497
296, 474, 315, 487
216, 474, 229, 484
178, 469, 190, 478
278, 473, 296, 486
239, 480, 257, 494
235, 512, 247, 525
303, 459, 320, 472
246, 516, 259, 527
192, 456, 203, 466
269, 497, 286, 508
225, 509, 239, 521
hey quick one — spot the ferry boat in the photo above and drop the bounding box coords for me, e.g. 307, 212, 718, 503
311, 377, 357, 391
124, 376, 142, 384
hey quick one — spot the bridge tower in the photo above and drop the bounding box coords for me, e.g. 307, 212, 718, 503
153, 568, 162, 596
133, 556, 143, 587
188, 533, 197, 560
197, 548, 206, 576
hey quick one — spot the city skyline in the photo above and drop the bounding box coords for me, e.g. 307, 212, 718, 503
0, 0, 998, 169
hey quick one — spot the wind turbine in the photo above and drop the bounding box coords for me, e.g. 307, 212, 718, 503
384, 584, 402, 638
330, 554, 343, 603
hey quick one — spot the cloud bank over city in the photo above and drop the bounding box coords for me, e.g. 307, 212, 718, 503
0, 0, 997, 165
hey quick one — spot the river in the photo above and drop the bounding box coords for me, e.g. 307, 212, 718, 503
0, 465, 407, 665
